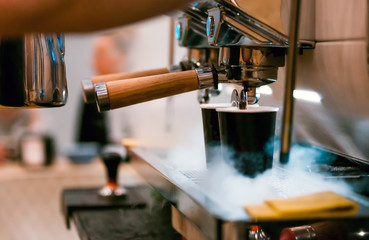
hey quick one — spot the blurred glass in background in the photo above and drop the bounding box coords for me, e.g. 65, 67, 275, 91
0, 108, 38, 163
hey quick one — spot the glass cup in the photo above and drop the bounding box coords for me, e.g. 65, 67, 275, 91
99, 151, 127, 197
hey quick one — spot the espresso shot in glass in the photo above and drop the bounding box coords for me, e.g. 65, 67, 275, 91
217, 106, 278, 177
200, 103, 231, 165
99, 152, 127, 197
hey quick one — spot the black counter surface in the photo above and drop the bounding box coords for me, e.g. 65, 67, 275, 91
63, 186, 182, 240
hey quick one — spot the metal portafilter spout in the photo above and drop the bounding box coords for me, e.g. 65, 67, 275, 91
231, 88, 248, 109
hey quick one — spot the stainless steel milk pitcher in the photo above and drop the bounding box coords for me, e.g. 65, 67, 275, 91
0, 34, 67, 107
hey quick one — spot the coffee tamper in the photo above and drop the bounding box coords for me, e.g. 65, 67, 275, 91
99, 152, 127, 197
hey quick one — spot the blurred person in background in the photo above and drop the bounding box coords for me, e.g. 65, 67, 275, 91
0, 109, 38, 163
76, 29, 135, 147
92, 30, 132, 76
0, 0, 190, 148
0, 0, 192, 160
0, 0, 192, 152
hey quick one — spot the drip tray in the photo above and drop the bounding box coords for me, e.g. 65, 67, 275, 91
179, 170, 208, 184
129, 147, 369, 240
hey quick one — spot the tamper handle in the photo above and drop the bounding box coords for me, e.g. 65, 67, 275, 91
92, 67, 170, 84
97, 70, 204, 111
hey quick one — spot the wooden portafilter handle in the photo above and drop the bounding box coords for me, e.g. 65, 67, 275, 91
82, 67, 170, 103
95, 68, 214, 112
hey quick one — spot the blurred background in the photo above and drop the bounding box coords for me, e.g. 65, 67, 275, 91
46, 15, 189, 152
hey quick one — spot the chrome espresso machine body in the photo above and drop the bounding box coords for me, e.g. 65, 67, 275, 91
175, 0, 369, 166
125, 0, 369, 239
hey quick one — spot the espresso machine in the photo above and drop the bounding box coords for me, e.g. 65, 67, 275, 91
82, 0, 369, 239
